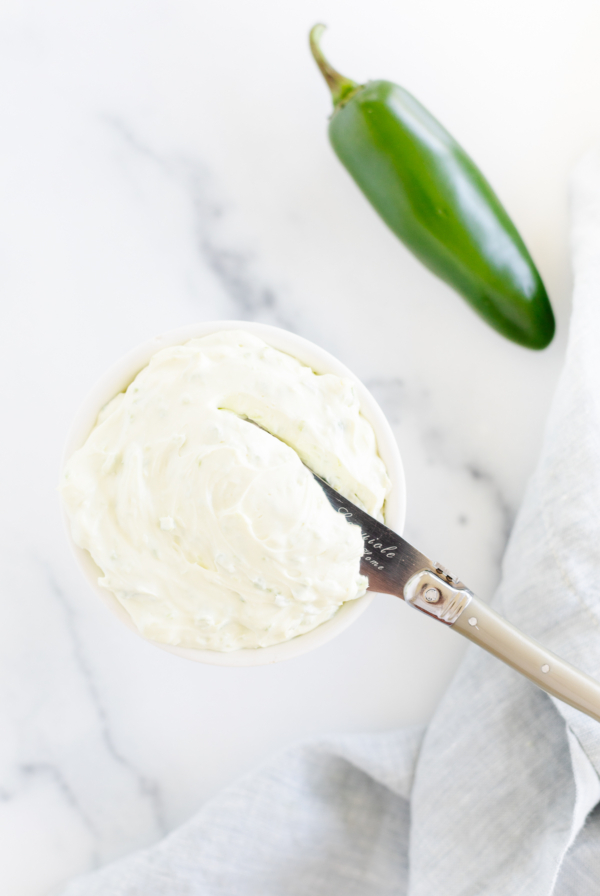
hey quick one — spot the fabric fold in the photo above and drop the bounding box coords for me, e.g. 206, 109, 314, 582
62, 729, 423, 895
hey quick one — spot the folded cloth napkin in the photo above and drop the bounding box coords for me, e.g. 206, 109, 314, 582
61, 154, 600, 896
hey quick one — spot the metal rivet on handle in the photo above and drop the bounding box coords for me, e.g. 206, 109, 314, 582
424, 587, 441, 603
541, 664, 550, 674
468, 617, 477, 626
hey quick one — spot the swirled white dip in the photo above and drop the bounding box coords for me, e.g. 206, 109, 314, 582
60, 331, 390, 651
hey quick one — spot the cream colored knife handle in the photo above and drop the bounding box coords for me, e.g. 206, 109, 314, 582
453, 595, 600, 722
404, 569, 600, 723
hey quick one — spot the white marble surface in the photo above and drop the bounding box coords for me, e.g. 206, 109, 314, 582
1, 1, 600, 893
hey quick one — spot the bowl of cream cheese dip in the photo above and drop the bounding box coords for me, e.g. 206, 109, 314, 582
60, 322, 406, 666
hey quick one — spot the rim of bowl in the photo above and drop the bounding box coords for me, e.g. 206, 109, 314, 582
61, 320, 406, 666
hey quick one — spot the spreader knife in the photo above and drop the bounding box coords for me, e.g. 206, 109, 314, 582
316, 474, 600, 724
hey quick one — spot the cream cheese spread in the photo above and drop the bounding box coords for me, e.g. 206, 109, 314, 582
60, 330, 391, 651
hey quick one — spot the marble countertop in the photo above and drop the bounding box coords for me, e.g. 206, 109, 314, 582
2, 1, 600, 893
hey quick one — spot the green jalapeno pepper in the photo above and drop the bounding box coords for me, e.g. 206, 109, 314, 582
309, 25, 555, 350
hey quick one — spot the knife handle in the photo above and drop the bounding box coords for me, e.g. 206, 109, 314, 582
403, 569, 600, 722
453, 595, 600, 723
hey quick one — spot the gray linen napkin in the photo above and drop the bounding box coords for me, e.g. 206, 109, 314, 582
61, 154, 600, 896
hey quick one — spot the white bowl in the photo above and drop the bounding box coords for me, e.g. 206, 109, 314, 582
61, 321, 406, 666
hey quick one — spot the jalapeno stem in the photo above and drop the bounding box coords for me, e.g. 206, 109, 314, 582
309, 24, 361, 108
